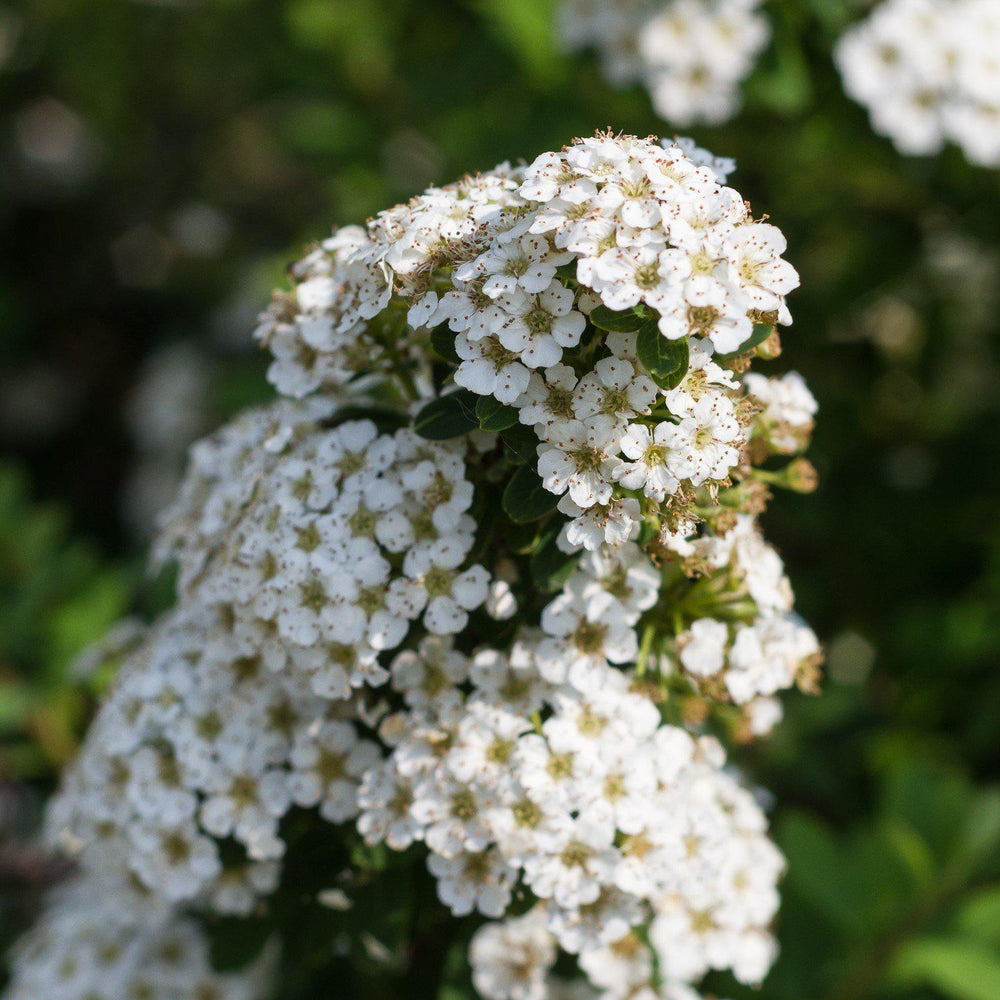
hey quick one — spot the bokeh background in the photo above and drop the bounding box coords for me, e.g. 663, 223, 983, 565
2, 1, 999, 998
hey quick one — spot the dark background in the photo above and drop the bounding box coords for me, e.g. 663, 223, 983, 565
2, 2, 999, 998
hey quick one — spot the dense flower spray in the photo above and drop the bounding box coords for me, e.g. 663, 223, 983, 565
5, 133, 822, 1000
558, 1, 770, 125
836, 0, 1000, 167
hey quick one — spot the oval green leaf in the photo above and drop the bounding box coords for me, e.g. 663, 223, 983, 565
413, 390, 479, 440
476, 395, 520, 431
636, 320, 689, 390
589, 304, 648, 332
502, 464, 560, 523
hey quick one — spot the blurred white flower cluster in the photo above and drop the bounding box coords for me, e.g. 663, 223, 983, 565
7, 134, 822, 1000
836, 0, 1000, 166
5, 870, 271, 1000
557, 0, 770, 125
122, 342, 213, 536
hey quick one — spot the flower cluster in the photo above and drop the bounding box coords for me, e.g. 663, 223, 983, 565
10, 134, 821, 1000
667, 515, 822, 706
4, 871, 270, 1000
45, 605, 362, 903
156, 413, 489, 697
255, 133, 795, 397
365, 637, 783, 994
836, 0, 1000, 167
558, 0, 770, 125
256, 134, 799, 553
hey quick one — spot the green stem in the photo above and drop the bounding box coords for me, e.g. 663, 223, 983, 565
635, 623, 656, 678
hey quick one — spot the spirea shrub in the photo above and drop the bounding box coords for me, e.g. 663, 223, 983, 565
558, 1, 770, 126
6, 133, 823, 1000
836, 0, 1000, 167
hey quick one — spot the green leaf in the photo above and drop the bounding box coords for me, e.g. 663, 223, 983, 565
636, 321, 689, 389
881, 818, 937, 890
413, 390, 479, 440
715, 323, 775, 361
888, 938, 1000, 1000
779, 812, 860, 932
744, 23, 813, 116
589, 304, 648, 332
350, 840, 390, 872
506, 520, 546, 555
951, 789, 1000, 875
207, 916, 272, 973
472, 0, 564, 86
530, 529, 580, 592
501, 424, 539, 465
502, 465, 560, 523
880, 760, 973, 865
430, 325, 460, 364
476, 395, 519, 431
952, 885, 1000, 945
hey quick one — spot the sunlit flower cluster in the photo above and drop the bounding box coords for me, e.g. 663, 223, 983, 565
367, 640, 784, 993
836, 0, 1000, 166
256, 134, 800, 554
156, 414, 489, 696
10, 134, 821, 1000
558, 0, 770, 125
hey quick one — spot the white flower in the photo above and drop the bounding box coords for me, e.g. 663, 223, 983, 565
548, 887, 643, 955
391, 635, 470, 710
724, 223, 800, 314
199, 762, 290, 860
447, 701, 532, 785
517, 364, 579, 430
469, 910, 557, 1000
567, 543, 661, 625
128, 820, 221, 901
558, 494, 642, 552
411, 774, 493, 858
678, 618, 729, 678
674, 393, 743, 486
537, 591, 638, 687
498, 282, 586, 369
744, 695, 784, 737
578, 932, 654, 996
537, 418, 622, 508
441, 282, 526, 341
469, 646, 550, 716
399, 540, 491, 634
572, 357, 658, 426
726, 614, 820, 703
521, 812, 619, 908
428, 847, 517, 917
454, 334, 532, 403
357, 761, 423, 851
674, 276, 753, 353
462, 232, 573, 298
584, 246, 678, 312
289, 720, 381, 823
744, 370, 818, 453
614, 421, 691, 501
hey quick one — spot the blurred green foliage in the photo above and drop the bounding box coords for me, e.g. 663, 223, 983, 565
2, 0, 1000, 997
0, 463, 129, 778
